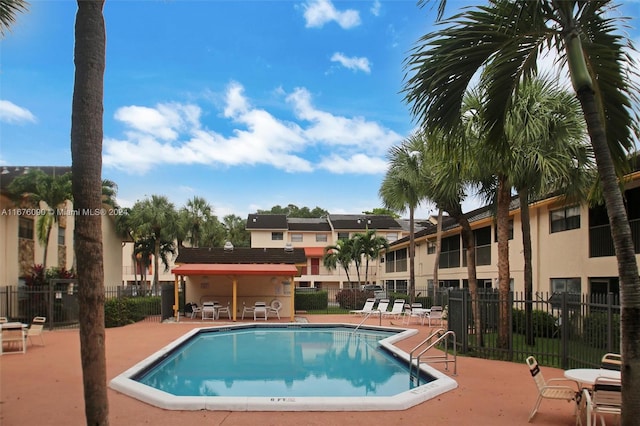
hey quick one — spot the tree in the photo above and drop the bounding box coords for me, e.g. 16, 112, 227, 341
379, 133, 428, 303
352, 229, 389, 287
323, 238, 356, 285
404, 1, 640, 420
257, 204, 329, 218
0, 0, 28, 37
130, 195, 177, 294
179, 196, 214, 248
70, 1, 108, 424
8, 169, 73, 268
361, 208, 400, 218
222, 214, 250, 247
506, 77, 593, 346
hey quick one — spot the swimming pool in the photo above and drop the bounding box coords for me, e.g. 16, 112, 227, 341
109, 323, 458, 411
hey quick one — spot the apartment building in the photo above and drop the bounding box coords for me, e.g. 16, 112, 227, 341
246, 214, 405, 292
0, 166, 123, 288
381, 172, 640, 298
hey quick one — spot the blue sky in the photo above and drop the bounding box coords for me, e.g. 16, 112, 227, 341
2, 0, 639, 220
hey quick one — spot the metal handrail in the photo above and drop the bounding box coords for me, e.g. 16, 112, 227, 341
409, 328, 457, 385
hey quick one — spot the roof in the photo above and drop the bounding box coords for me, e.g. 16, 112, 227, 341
287, 218, 331, 232
245, 214, 288, 230
328, 214, 403, 230
0, 166, 72, 192
172, 263, 298, 276
175, 247, 306, 265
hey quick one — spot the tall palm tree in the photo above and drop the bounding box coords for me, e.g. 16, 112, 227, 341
180, 196, 213, 248
323, 239, 356, 286
8, 169, 73, 268
507, 77, 593, 346
379, 133, 428, 303
353, 229, 389, 286
222, 214, 250, 247
0, 0, 28, 37
70, 1, 108, 424
130, 195, 177, 294
404, 1, 640, 420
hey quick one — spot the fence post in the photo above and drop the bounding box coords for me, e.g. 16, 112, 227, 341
607, 292, 614, 353
560, 292, 569, 369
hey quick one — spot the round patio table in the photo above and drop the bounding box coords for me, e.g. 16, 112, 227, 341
564, 368, 620, 387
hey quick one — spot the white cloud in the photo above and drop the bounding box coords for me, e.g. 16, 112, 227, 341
318, 153, 388, 174
370, 0, 381, 17
0, 100, 36, 124
104, 82, 400, 175
303, 0, 360, 29
330, 52, 371, 73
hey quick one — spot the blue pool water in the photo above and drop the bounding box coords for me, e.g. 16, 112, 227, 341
134, 326, 434, 397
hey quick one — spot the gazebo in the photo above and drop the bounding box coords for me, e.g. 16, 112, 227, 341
171, 246, 306, 321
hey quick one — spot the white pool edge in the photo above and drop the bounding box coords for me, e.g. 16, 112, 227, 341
109, 323, 458, 411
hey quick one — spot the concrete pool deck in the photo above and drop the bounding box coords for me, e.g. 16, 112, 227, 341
0, 314, 579, 425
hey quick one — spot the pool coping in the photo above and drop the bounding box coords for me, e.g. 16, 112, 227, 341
109, 322, 458, 411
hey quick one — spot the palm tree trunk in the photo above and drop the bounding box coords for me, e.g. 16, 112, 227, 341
519, 188, 535, 346
496, 175, 511, 354
409, 205, 416, 305
577, 87, 640, 425
70, 1, 109, 424
153, 236, 160, 295
450, 206, 483, 347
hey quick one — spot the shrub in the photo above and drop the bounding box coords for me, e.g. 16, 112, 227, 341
335, 289, 370, 310
294, 291, 328, 311
104, 296, 161, 327
512, 308, 558, 338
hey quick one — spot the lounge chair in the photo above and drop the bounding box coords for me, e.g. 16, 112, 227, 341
373, 299, 390, 315
267, 299, 282, 320
583, 376, 621, 426
201, 302, 216, 320
27, 316, 46, 346
253, 302, 267, 321
350, 298, 376, 315
382, 299, 405, 319
526, 356, 581, 423
600, 353, 621, 371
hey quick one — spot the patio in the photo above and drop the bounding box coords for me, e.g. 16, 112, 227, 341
0, 315, 579, 425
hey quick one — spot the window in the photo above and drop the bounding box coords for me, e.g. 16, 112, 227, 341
337, 232, 349, 241
386, 232, 398, 243
271, 232, 283, 241
427, 240, 436, 255
384, 248, 407, 273
551, 278, 581, 294
439, 235, 460, 268
315, 234, 328, 242
19, 218, 34, 239
464, 226, 492, 266
550, 206, 580, 233
290, 233, 303, 242
58, 225, 66, 245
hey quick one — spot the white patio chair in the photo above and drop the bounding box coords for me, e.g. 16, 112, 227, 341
526, 356, 581, 424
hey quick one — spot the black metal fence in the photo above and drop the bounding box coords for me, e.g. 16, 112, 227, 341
447, 289, 620, 369
0, 282, 162, 329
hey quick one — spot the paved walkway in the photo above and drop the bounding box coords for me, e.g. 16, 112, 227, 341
0, 315, 579, 425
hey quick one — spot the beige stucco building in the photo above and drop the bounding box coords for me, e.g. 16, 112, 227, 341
0, 166, 123, 288
246, 213, 406, 293
381, 171, 640, 298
